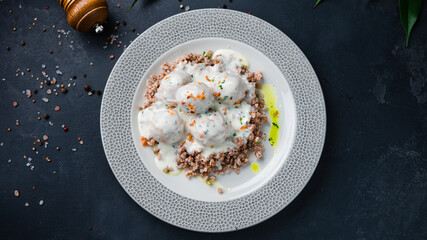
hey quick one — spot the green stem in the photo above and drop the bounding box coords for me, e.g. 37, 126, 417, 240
313, 0, 323, 9
127, 0, 139, 12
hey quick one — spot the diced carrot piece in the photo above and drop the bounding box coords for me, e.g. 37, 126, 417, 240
187, 133, 194, 143
196, 89, 205, 100
188, 103, 195, 112
140, 136, 149, 147
187, 93, 196, 100
233, 99, 243, 105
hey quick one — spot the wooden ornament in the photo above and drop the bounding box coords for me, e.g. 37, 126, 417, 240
58, 0, 109, 32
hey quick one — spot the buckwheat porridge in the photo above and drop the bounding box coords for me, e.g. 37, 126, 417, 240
137, 49, 269, 192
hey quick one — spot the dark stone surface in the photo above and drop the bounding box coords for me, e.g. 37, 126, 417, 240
0, 0, 426, 239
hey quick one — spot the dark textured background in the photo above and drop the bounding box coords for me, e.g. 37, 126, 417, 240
1, 0, 426, 239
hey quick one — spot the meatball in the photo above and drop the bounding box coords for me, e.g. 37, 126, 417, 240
211, 73, 247, 105
150, 109, 185, 144
155, 70, 192, 104
189, 112, 229, 145
176, 82, 214, 114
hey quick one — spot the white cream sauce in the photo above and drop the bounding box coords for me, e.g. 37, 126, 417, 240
213, 49, 250, 69
138, 49, 256, 174
155, 142, 180, 174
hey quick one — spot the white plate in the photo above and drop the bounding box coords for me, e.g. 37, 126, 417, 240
131, 38, 297, 202
101, 9, 326, 232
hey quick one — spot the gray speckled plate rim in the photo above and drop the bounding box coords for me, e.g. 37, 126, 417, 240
100, 9, 326, 232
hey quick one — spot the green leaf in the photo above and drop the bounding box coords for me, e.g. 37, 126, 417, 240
313, 0, 323, 9
127, 0, 139, 12
398, 0, 424, 47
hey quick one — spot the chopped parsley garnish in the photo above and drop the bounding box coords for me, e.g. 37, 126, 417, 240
235, 106, 239, 108
272, 123, 279, 128
233, 133, 237, 137
219, 85, 223, 90
239, 117, 243, 125
219, 96, 228, 101
202, 51, 206, 55
191, 74, 194, 78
